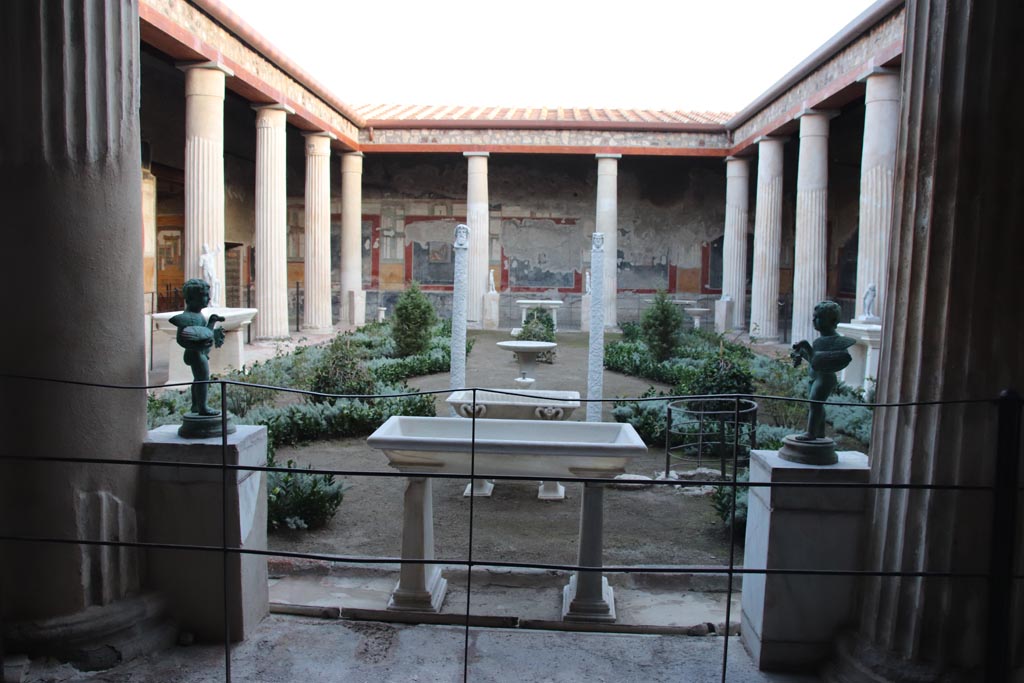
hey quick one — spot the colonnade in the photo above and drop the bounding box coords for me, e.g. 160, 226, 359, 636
720, 71, 901, 341
179, 69, 365, 338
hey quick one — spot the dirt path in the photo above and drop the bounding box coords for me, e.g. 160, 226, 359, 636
270, 329, 744, 569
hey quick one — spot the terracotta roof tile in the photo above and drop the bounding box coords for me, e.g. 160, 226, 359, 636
354, 104, 732, 127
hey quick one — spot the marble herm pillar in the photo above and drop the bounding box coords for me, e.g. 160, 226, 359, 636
182, 62, 233, 305
823, 0, 1024, 679
791, 111, 833, 344
0, 0, 148, 655
341, 152, 365, 326
464, 152, 490, 328
749, 137, 785, 341
253, 104, 293, 340
303, 132, 335, 333
854, 69, 900, 320
596, 155, 621, 329
722, 157, 751, 328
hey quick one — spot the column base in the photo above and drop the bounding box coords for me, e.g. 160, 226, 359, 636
562, 574, 616, 623
2, 594, 177, 672
537, 481, 565, 500
463, 479, 495, 497
387, 567, 448, 613
821, 631, 961, 683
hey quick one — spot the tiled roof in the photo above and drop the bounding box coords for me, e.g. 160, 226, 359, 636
356, 104, 732, 128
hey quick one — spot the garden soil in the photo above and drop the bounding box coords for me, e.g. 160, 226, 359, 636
270, 330, 745, 569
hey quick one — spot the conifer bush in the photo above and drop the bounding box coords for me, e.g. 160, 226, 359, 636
640, 291, 684, 362
392, 282, 438, 357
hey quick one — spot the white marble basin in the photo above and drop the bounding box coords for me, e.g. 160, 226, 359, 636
446, 389, 580, 420
153, 307, 258, 333
496, 340, 558, 380
367, 416, 646, 479
152, 307, 258, 384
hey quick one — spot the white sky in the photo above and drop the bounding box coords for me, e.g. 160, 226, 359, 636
221, 0, 879, 112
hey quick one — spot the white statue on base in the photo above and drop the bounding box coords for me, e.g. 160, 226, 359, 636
861, 283, 878, 321
199, 243, 222, 307
488, 268, 497, 294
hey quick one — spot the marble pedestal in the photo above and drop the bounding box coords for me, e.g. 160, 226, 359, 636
389, 477, 448, 612
482, 292, 500, 330
142, 425, 269, 642
715, 298, 734, 333
836, 320, 882, 391
562, 483, 616, 622
741, 449, 869, 671
348, 289, 366, 326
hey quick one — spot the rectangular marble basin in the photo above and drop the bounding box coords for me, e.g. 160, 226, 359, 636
367, 416, 646, 479
446, 389, 580, 420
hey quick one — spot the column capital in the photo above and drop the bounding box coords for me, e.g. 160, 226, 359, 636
463, 151, 490, 158
798, 109, 837, 138
176, 60, 235, 78
253, 102, 296, 115
754, 135, 788, 145
302, 130, 337, 141
797, 107, 840, 120
595, 153, 622, 160
725, 156, 751, 176
857, 65, 900, 84
342, 151, 365, 157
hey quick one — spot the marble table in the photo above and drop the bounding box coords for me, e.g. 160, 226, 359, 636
516, 299, 564, 331
496, 340, 557, 382
153, 307, 258, 385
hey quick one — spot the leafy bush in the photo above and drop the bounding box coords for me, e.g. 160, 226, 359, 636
267, 455, 347, 531
392, 282, 437, 357
367, 347, 452, 384
611, 388, 672, 445
750, 355, 808, 428
619, 321, 642, 342
640, 292, 683, 362
676, 351, 755, 406
518, 311, 556, 363
309, 337, 376, 401
243, 389, 435, 449
711, 469, 749, 533
524, 307, 555, 335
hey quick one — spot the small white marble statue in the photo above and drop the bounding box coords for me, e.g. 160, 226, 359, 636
488, 268, 497, 294
199, 243, 221, 307
585, 270, 592, 295
863, 283, 877, 319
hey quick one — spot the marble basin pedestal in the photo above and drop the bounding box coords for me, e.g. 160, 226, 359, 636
446, 389, 581, 500
153, 307, 257, 385
367, 416, 646, 620
684, 307, 710, 329
496, 340, 557, 386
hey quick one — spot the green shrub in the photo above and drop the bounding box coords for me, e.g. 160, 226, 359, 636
392, 282, 437, 357
620, 321, 642, 342
518, 315, 556, 363
309, 337, 376, 401
266, 455, 347, 531
711, 469, 749, 533
524, 307, 555, 335
641, 291, 684, 362
676, 351, 755, 407
612, 388, 671, 445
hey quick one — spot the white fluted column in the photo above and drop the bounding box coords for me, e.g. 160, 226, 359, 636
1, 0, 144, 631
823, 1, 1024, 679
464, 152, 490, 327
749, 137, 786, 340
791, 111, 833, 343
253, 104, 293, 339
854, 70, 900, 320
182, 62, 233, 306
303, 132, 334, 332
722, 157, 751, 328
341, 152, 365, 325
596, 155, 620, 328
